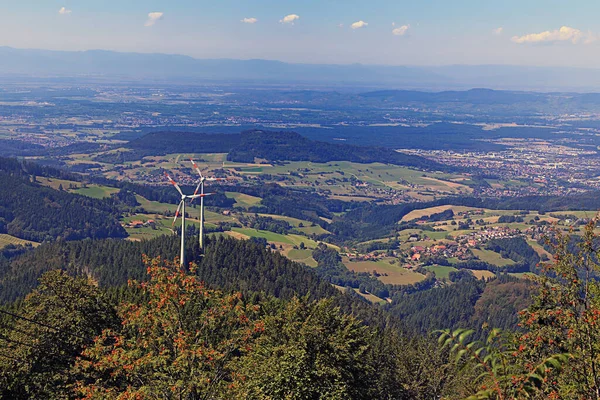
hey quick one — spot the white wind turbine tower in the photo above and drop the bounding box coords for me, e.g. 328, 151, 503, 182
190, 159, 228, 251
165, 173, 212, 266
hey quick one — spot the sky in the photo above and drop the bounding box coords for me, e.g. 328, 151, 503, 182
1, 0, 600, 67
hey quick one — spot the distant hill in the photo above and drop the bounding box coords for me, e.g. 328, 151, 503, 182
2, 46, 600, 90
109, 130, 452, 171
128, 131, 240, 154
228, 130, 452, 171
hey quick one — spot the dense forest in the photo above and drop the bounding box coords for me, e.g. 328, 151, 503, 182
0, 171, 126, 242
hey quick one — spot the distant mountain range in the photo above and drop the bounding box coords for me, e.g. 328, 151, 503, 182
1, 46, 600, 91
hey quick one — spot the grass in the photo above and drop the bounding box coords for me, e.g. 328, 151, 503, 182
343, 257, 426, 286
509, 272, 537, 279
297, 225, 330, 235
231, 228, 295, 244
332, 285, 387, 304
229, 228, 322, 249
549, 211, 599, 219
0, 234, 39, 249
225, 192, 262, 208
135, 196, 180, 214
527, 240, 552, 260
72, 185, 119, 199
469, 270, 497, 280
122, 214, 174, 240
36, 177, 81, 191
352, 289, 388, 304
424, 265, 458, 280
259, 214, 331, 235
471, 249, 515, 267
285, 248, 318, 267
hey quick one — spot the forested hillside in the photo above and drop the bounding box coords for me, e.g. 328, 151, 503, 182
0, 171, 126, 242
0, 235, 366, 320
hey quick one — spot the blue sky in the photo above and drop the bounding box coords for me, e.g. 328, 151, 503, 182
1, 0, 600, 66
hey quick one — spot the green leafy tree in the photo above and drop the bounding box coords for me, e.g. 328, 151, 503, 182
233, 296, 375, 399
0, 270, 118, 399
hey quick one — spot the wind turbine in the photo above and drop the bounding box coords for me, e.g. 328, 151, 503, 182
165, 173, 212, 266
190, 159, 228, 251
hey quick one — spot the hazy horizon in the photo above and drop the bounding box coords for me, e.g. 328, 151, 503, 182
2, 0, 600, 68
5, 44, 600, 71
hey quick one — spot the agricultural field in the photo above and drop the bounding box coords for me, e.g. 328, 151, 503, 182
509, 272, 537, 279
249, 161, 474, 200
87, 155, 478, 202
284, 248, 318, 267
342, 257, 426, 286
0, 234, 39, 249
470, 270, 497, 280
527, 240, 552, 260
228, 228, 320, 248
259, 214, 331, 235
72, 185, 119, 199
471, 249, 515, 267
424, 265, 458, 280
401, 205, 480, 222
121, 214, 175, 241
135, 196, 180, 214
225, 192, 262, 208
36, 177, 81, 191
332, 285, 387, 305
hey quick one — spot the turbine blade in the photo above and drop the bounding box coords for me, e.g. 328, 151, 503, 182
189, 193, 214, 199
190, 159, 203, 178
192, 181, 202, 197
172, 201, 183, 227
165, 173, 184, 196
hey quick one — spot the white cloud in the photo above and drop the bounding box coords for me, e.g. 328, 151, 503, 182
511, 26, 596, 45
145, 12, 164, 27
493, 27, 504, 35
338, 23, 344, 28
241, 17, 258, 24
392, 24, 410, 36
58, 7, 71, 15
280, 14, 300, 24
351, 20, 368, 30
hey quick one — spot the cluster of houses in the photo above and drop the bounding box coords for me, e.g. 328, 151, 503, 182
410, 243, 471, 262
123, 219, 157, 229
454, 226, 521, 246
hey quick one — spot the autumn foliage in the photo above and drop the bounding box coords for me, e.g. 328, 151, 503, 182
74, 256, 263, 399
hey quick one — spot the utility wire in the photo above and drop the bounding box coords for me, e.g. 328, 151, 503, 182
0, 333, 37, 349
0, 350, 26, 363
0, 309, 90, 342
0, 309, 62, 333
